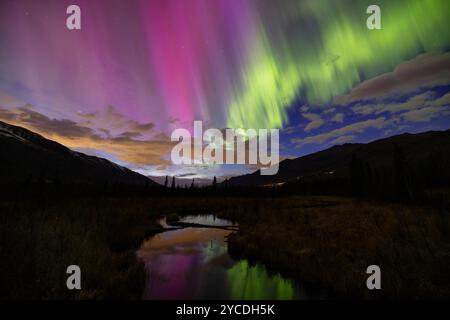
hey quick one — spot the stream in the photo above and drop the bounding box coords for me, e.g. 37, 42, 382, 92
137, 214, 314, 299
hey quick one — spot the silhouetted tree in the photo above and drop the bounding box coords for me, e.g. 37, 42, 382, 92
350, 153, 364, 196
364, 162, 374, 194
372, 167, 381, 197
393, 143, 412, 201
164, 175, 168, 188
171, 176, 175, 189
213, 176, 217, 189
190, 179, 195, 189
425, 150, 442, 186
53, 174, 61, 188
22, 174, 32, 188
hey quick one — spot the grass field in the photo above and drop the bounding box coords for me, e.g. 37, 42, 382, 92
223, 196, 450, 298
1, 194, 449, 299
0, 197, 157, 299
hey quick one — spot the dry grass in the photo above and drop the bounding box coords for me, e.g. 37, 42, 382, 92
0, 197, 159, 299
225, 196, 450, 298
0, 195, 242, 299
1, 194, 448, 299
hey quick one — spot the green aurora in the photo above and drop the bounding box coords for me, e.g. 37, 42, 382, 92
227, 0, 450, 129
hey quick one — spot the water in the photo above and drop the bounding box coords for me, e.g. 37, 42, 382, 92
137, 214, 308, 300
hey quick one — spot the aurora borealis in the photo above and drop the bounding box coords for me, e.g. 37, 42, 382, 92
0, 0, 449, 178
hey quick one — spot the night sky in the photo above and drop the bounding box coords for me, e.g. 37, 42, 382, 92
0, 0, 449, 179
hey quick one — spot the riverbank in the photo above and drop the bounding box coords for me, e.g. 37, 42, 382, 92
2, 195, 449, 299
0, 197, 161, 299
223, 196, 450, 299
0, 195, 249, 299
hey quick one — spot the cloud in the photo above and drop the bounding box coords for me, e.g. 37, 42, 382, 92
117, 131, 143, 139
299, 105, 309, 113
434, 92, 450, 106
0, 104, 174, 167
3, 104, 96, 138
351, 90, 450, 123
292, 117, 388, 147
175, 173, 197, 178
402, 106, 440, 122
302, 113, 324, 132
78, 105, 155, 138
350, 104, 374, 116
383, 125, 410, 137
401, 92, 450, 122
331, 113, 344, 123
0, 107, 16, 121
329, 135, 355, 145
324, 107, 336, 114
0, 91, 24, 107
335, 52, 450, 104
351, 91, 435, 116
283, 125, 298, 134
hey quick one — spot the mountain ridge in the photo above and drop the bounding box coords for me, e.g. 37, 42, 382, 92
0, 120, 158, 186
226, 128, 450, 187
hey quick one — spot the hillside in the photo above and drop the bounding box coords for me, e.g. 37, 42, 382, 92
227, 129, 450, 188
0, 121, 157, 187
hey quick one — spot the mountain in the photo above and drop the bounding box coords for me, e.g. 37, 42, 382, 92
226, 129, 450, 187
0, 121, 158, 187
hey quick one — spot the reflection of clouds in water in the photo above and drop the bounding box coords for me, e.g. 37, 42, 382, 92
180, 215, 238, 227
137, 225, 233, 299
139, 227, 231, 256
137, 215, 301, 299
